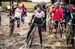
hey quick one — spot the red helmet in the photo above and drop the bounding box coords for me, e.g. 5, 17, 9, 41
67, 5, 73, 11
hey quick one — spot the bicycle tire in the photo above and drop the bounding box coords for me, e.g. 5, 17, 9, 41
9, 19, 14, 36
48, 20, 54, 34
26, 26, 36, 48
57, 23, 63, 38
27, 33, 34, 48
66, 26, 74, 46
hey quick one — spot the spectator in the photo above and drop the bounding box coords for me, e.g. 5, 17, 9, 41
21, 4, 27, 24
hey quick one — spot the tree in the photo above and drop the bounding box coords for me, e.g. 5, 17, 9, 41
0, 1, 2, 6
51, 0, 55, 4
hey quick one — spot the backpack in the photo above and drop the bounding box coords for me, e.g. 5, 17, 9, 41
24, 9, 27, 17
25, 10, 27, 16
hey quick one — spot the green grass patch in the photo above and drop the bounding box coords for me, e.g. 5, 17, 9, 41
22, 2, 51, 8
1, 2, 51, 8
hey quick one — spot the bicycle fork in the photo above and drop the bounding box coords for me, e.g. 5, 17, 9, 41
57, 22, 63, 38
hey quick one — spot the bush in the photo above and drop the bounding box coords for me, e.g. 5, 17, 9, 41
1, 2, 9, 12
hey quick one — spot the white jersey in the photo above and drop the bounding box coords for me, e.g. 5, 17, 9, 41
14, 7, 22, 18
7, 5, 11, 9
34, 10, 45, 18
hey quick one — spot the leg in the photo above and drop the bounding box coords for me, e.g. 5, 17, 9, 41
38, 25, 42, 46
42, 17, 46, 31
27, 24, 35, 39
21, 16, 25, 24
17, 18, 20, 28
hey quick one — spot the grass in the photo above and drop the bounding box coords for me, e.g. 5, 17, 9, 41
21, 2, 37, 8
1, 2, 51, 8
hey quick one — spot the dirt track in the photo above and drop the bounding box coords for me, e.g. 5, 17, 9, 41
0, 12, 74, 49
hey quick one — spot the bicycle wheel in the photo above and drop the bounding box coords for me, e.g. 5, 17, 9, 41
66, 26, 74, 46
57, 23, 63, 38
17, 19, 20, 28
48, 20, 54, 34
9, 19, 14, 36
26, 26, 36, 48
26, 32, 34, 48
48, 20, 52, 34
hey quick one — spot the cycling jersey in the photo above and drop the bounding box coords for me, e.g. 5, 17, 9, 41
51, 7, 64, 20
33, 10, 45, 18
34, 4, 47, 31
62, 7, 67, 15
64, 12, 71, 22
14, 7, 22, 18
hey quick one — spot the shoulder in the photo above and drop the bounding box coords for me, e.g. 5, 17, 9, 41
34, 10, 37, 12
41, 11, 44, 14
59, 7, 63, 10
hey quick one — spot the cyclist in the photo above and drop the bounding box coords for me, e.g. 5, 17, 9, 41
21, 4, 27, 24
66, 5, 75, 45
34, 2, 47, 31
26, 7, 45, 46
14, 4, 22, 28
61, 4, 67, 32
48, 4, 55, 33
71, 5, 75, 44
50, 2, 64, 33
64, 5, 73, 32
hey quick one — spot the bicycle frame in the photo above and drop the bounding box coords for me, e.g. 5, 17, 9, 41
48, 19, 55, 34
9, 16, 15, 36
56, 20, 63, 38
66, 21, 74, 46
26, 23, 38, 48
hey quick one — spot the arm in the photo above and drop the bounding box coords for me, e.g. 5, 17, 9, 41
29, 15, 34, 25
61, 8, 64, 19
29, 11, 36, 25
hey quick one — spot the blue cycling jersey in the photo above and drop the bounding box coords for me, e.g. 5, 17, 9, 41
64, 12, 71, 22
63, 7, 67, 15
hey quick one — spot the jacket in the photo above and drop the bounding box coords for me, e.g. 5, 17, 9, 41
51, 7, 64, 20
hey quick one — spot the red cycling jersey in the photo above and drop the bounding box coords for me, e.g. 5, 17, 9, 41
51, 7, 64, 20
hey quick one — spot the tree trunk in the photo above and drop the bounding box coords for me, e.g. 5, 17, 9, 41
0, 1, 2, 6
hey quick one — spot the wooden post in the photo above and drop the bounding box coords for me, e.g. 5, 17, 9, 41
69, 0, 70, 4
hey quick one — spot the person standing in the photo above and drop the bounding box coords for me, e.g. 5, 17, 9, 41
21, 4, 27, 24
41, 2, 47, 31
26, 7, 45, 47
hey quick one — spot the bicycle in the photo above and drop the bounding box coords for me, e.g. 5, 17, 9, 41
66, 20, 75, 46
9, 16, 15, 36
56, 19, 64, 38
26, 23, 43, 48
48, 19, 55, 34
